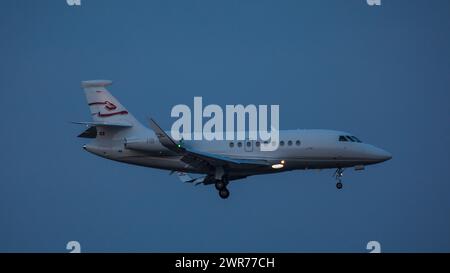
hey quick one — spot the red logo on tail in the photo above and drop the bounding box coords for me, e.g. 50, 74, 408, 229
104, 101, 117, 110
88, 101, 128, 117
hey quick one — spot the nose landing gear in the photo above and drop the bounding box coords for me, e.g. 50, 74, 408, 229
334, 168, 344, 190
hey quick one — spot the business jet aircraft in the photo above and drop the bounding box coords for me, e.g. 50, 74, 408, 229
74, 80, 392, 199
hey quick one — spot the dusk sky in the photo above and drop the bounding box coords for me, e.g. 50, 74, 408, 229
1, 0, 449, 252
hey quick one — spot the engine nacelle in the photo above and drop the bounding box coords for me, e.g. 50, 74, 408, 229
124, 137, 162, 154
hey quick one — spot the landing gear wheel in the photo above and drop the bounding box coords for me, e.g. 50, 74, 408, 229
334, 168, 344, 190
219, 188, 230, 199
215, 181, 226, 191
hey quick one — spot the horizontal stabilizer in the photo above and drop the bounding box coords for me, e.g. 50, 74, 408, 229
78, 126, 97, 138
73, 121, 132, 138
71, 121, 133, 127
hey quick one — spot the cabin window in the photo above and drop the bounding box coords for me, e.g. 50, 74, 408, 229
255, 141, 260, 147
280, 141, 285, 146
288, 140, 293, 146
237, 142, 242, 148
296, 140, 301, 146
246, 141, 251, 147
229, 142, 234, 148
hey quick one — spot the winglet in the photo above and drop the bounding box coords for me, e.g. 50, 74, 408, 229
149, 118, 184, 153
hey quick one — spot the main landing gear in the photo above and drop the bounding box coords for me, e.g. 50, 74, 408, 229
214, 166, 230, 199
215, 177, 230, 199
334, 168, 344, 190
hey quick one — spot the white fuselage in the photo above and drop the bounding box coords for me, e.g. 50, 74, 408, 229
84, 128, 392, 177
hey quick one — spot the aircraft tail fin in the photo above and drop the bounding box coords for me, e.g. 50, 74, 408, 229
81, 80, 143, 128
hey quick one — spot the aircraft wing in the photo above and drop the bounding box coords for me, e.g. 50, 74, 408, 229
148, 118, 186, 153
173, 171, 207, 185
148, 118, 270, 168
183, 148, 270, 166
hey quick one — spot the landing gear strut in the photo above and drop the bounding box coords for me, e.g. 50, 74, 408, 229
334, 168, 344, 190
215, 177, 230, 199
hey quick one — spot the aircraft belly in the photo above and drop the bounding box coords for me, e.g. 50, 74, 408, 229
116, 155, 206, 173
286, 158, 370, 169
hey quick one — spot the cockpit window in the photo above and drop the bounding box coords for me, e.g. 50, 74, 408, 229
339, 135, 362, 143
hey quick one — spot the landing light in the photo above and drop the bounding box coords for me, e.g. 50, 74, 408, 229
272, 161, 285, 169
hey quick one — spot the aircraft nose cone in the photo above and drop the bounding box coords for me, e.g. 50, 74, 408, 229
370, 147, 392, 162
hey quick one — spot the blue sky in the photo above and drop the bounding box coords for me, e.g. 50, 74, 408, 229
0, 0, 449, 252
